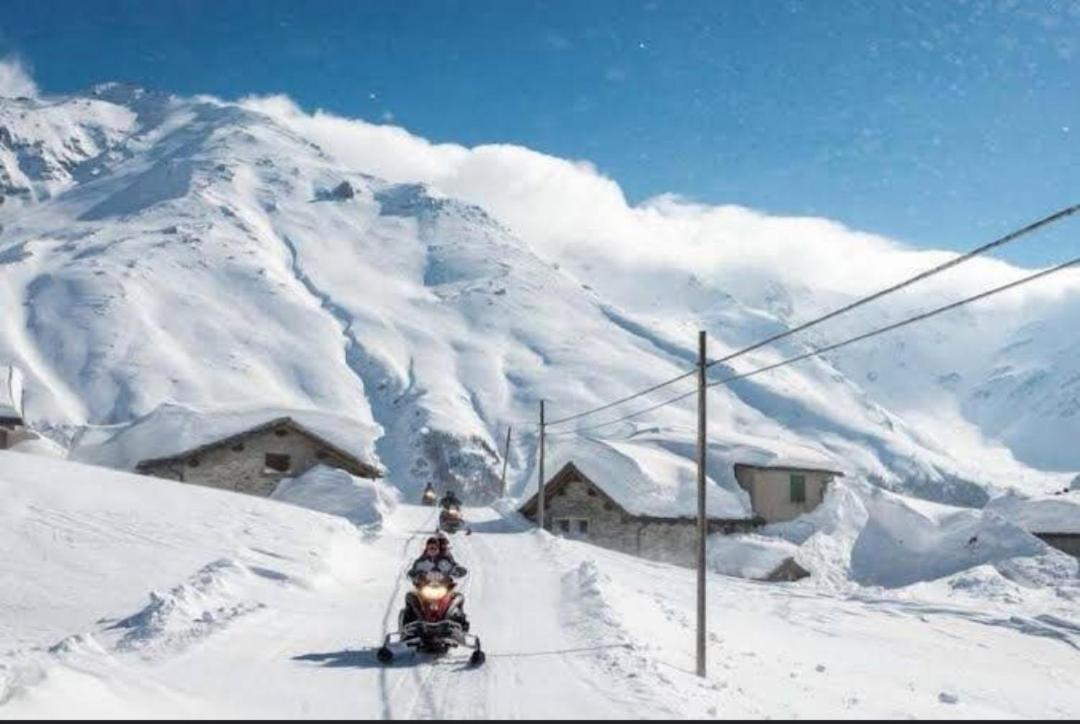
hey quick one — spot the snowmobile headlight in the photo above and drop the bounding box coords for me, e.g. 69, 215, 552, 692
419, 584, 448, 602
449, 510, 461, 519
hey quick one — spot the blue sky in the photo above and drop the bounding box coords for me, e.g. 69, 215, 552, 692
1, 0, 1077, 264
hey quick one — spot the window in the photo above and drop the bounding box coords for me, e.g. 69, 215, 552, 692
790, 474, 807, 504
265, 453, 291, 473
554, 517, 590, 540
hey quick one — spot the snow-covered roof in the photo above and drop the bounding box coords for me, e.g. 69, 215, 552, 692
71, 403, 383, 474
525, 436, 752, 519
985, 491, 1080, 535
0, 366, 24, 422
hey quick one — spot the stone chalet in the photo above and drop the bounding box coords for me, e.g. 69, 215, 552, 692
136, 416, 381, 497
519, 459, 843, 568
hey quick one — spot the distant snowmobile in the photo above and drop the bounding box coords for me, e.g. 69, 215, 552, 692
421, 484, 437, 506
438, 505, 469, 535
377, 570, 484, 666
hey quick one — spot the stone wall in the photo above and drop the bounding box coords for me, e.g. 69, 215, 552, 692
533, 476, 759, 568
0, 426, 37, 450
1036, 533, 1080, 559
140, 425, 363, 497
542, 477, 637, 550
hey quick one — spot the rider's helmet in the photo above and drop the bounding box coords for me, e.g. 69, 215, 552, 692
436, 533, 451, 556
423, 536, 440, 556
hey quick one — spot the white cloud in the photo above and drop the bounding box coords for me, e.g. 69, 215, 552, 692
0, 55, 39, 98
239, 94, 1079, 311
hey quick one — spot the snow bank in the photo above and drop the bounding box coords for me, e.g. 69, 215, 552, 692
8, 435, 67, 458
271, 464, 399, 528
106, 558, 266, 656
706, 534, 799, 580
724, 479, 1061, 591
0, 451, 360, 652
985, 490, 1080, 534
848, 491, 1044, 588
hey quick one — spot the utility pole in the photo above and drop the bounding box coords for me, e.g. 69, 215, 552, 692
696, 330, 707, 678
500, 426, 512, 498
538, 401, 546, 531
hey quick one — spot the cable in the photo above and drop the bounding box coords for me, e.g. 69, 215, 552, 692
529, 200, 1071, 434
704, 204, 1079, 371
544, 368, 696, 427
547, 386, 698, 437
554, 255, 1080, 437
543, 204, 1077, 430
705, 255, 1080, 390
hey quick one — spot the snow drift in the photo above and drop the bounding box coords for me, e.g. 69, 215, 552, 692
711, 478, 1075, 593
271, 464, 399, 529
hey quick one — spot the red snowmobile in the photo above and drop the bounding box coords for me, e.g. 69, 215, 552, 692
376, 571, 484, 666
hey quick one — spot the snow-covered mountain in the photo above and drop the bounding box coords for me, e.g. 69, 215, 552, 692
1, 83, 1077, 503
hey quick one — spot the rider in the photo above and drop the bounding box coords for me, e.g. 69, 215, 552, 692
401, 536, 469, 630
439, 488, 462, 510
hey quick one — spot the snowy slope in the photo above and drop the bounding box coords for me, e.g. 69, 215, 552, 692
2, 453, 1078, 718
0, 84, 1076, 507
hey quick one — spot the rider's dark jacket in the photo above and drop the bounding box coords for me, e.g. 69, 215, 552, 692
407, 554, 467, 580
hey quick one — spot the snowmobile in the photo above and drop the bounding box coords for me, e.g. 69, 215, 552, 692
376, 571, 484, 666
421, 486, 437, 506
438, 505, 469, 535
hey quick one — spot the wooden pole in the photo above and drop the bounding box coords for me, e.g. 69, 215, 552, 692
500, 426, 512, 498
538, 400, 546, 531
696, 330, 707, 678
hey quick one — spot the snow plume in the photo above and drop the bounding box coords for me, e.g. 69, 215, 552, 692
240, 94, 1080, 310
0, 55, 38, 99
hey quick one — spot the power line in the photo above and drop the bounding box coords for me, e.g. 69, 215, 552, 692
552, 254, 1080, 437
542, 203, 1078, 431
546, 386, 697, 436
705, 255, 1080, 391
544, 368, 696, 427
703, 203, 1079, 371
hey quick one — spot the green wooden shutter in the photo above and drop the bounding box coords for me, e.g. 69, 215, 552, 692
790, 474, 806, 503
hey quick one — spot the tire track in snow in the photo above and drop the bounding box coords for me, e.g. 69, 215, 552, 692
377, 506, 438, 719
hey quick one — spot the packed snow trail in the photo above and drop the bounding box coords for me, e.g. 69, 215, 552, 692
140, 504, 658, 718
375, 505, 663, 719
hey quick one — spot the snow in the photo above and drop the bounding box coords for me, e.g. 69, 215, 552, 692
7, 434, 66, 458
545, 435, 751, 518
706, 534, 799, 580
708, 478, 1077, 598
0, 86, 1074, 508
2, 453, 1078, 718
271, 464, 399, 529
0, 365, 23, 420
985, 490, 1080, 534
70, 402, 382, 472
